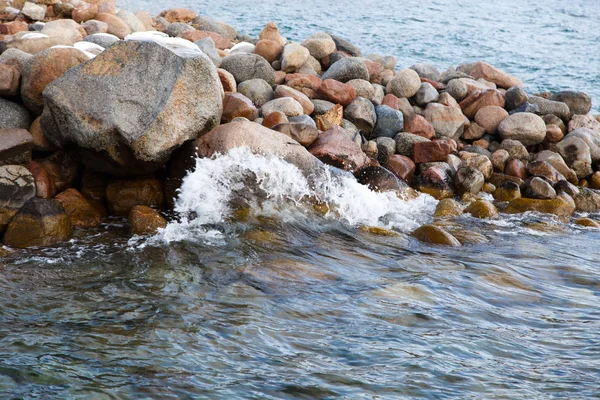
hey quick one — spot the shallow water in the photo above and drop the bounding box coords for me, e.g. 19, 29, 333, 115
2, 149, 600, 398
119, 0, 600, 112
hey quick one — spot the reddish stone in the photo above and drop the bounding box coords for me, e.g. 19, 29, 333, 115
262, 111, 288, 128
128, 205, 167, 235
459, 89, 505, 120
274, 85, 314, 115
95, 13, 131, 39
0, 64, 20, 97
274, 71, 286, 84
362, 58, 383, 84
55, 188, 102, 228
72, 3, 98, 23
545, 124, 564, 143
163, 8, 196, 23
28, 161, 56, 199
222, 92, 258, 123
412, 140, 452, 164
404, 114, 435, 139
0, 21, 28, 35
218, 68, 236, 92
420, 77, 446, 90
255, 39, 283, 63
381, 94, 400, 110
308, 126, 374, 172
315, 79, 356, 106
182, 30, 232, 49
385, 154, 416, 181
284, 73, 322, 98
504, 159, 528, 180
470, 61, 522, 89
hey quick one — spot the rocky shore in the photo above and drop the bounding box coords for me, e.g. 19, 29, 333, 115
0, 1, 599, 249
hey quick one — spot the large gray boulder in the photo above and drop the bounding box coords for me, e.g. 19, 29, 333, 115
40, 40, 223, 175
0, 98, 33, 130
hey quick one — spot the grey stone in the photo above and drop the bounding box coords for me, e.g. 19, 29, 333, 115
409, 63, 441, 81
237, 79, 274, 107
84, 33, 120, 48
497, 112, 546, 146
551, 91, 592, 117
288, 115, 316, 127
500, 139, 529, 160
343, 97, 376, 134
191, 16, 237, 40
21, 2, 46, 21
554, 180, 579, 196
376, 136, 396, 158
505, 85, 528, 111
565, 128, 600, 162
394, 132, 429, 158
116, 9, 146, 33
0, 98, 33, 130
329, 34, 362, 57
195, 37, 221, 67
446, 79, 468, 101
0, 48, 33, 73
386, 68, 421, 98
311, 99, 335, 115
524, 176, 556, 199
221, 53, 275, 84
321, 57, 369, 83
556, 136, 593, 178
573, 188, 600, 213
413, 82, 439, 107
167, 22, 194, 38
301, 32, 336, 59
527, 96, 570, 121
372, 105, 404, 139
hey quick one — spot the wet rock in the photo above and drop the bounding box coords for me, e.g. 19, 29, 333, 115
38, 151, 79, 193
309, 126, 372, 172
0, 165, 36, 233
128, 205, 167, 235
41, 40, 222, 175
556, 136, 593, 178
321, 57, 369, 82
281, 43, 310, 73
464, 199, 499, 219
385, 154, 415, 182
394, 132, 429, 158
375, 136, 396, 160
504, 85, 528, 111
459, 89, 505, 119
371, 105, 403, 139
106, 178, 164, 216
55, 188, 102, 228
474, 105, 508, 134
526, 161, 564, 184
354, 166, 410, 195
315, 103, 343, 131
572, 188, 600, 213
28, 161, 56, 199
409, 63, 441, 81
434, 198, 463, 218
413, 141, 453, 164
0, 98, 32, 130
424, 103, 464, 138
554, 180, 579, 197
493, 181, 521, 201
386, 68, 421, 98
591, 171, 600, 190
411, 224, 461, 246
460, 154, 493, 179
2, 198, 72, 248
455, 166, 484, 195
262, 97, 304, 117
504, 158, 527, 180
524, 176, 556, 200
574, 218, 600, 228
413, 82, 439, 107
272, 123, 319, 147
505, 193, 575, 217
316, 79, 356, 106
497, 112, 546, 146
220, 53, 275, 84
222, 92, 258, 123
551, 91, 591, 117
237, 78, 273, 106
415, 162, 454, 199
489, 172, 525, 189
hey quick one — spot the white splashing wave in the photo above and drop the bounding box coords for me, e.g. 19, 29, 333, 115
155, 147, 437, 244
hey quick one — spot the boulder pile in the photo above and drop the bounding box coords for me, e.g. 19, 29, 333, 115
0, 1, 599, 247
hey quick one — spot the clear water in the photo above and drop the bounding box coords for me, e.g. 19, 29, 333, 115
2, 1, 600, 398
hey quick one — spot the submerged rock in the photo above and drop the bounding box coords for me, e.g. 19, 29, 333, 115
505, 193, 576, 217
411, 224, 461, 246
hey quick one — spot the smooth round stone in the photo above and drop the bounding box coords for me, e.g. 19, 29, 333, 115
372, 105, 404, 139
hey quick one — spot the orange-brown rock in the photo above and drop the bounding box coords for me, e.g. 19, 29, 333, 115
470, 62, 523, 89
182, 30, 232, 49
163, 8, 196, 23
97, 0, 117, 15
217, 68, 237, 92
459, 89, 505, 120
545, 124, 564, 143
255, 39, 283, 63
55, 188, 102, 228
474, 105, 508, 134
274, 85, 314, 115
221, 92, 258, 123
28, 161, 56, 199
258, 22, 286, 46
2, 198, 72, 248
315, 103, 343, 131
0, 64, 20, 97
381, 93, 400, 110
421, 77, 446, 90
274, 71, 286, 84
94, 12, 131, 39
72, 2, 98, 23
38, 151, 79, 193
128, 205, 167, 235
412, 140, 453, 164
0, 21, 28, 35
29, 117, 56, 152
385, 154, 415, 181
106, 178, 164, 216
362, 58, 383, 84
308, 125, 373, 172
284, 73, 322, 98
262, 111, 288, 128
315, 79, 356, 106
403, 114, 435, 139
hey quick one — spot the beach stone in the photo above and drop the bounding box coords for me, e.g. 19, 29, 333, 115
2, 198, 72, 248
568, 114, 600, 133
83, 32, 119, 48
375, 136, 396, 161
462, 121, 485, 140
505, 85, 528, 111
500, 139, 528, 161
460, 154, 492, 179
354, 166, 411, 196
0, 98, 32, 130
505, 193, 575, 217
386, 68, 421, 99
163, 8, 196, 23
0, 48, 33, 74
504, 158, 527, 180
381, 93, 399, 110
474, 105, 508, 134
262, 111, 288, 128
434, 198, 463, 218
489, 173, 525, 189
106, 178, 164, 216
190, 16, 236, 39
497, 112, 546, 146
412, 82, 438, 107
41, 40, 222, 175
343, 97, 376, 134
362, 59, 384, 84
545, 124, 564, 143
272, 123, 319, 147
220, 53, 275, 84
563, 128, 600, 163
470, 62, 522, 89
385, 154, 415, 181
21, 2, 46, 21
280, 43, 310, 73
455, 166, 484, 195
346, 79, 375, 100
409, 63, 440, 81
134, 11, 155, 31
259, 22, 286, 47
41, 19, 86, 43
413, 141, 453, 164
237, 79, 276, 108
464, 199, 498, 218
329, 34, 361, 57
128, 205, 167, 235
394, 132, 429, 158
527, 96, 570, 122
285, 73, 322, 98
526, 161, 564, 184
416, 162, 454, 199
575, 218, 600, 228
167, 22, 194, 38
315, 103, 343, 131
591, 172, 600, 190
116, 9, 145, 33
0, 129, 32, 165
38, 151, 78, 193
28, 160, 55, 199
81, 20, 108, 35
94, 13, 131, 39
217, 68, 236, 93
72, 3, 98, 23
572, 188, 600, 213
316, 79, 356, 106
301, 32, 335, 59
0, 21, 29, 35
274, 85, 314, 115
21, 47, 89, 116
0, 165, 35, 233
491, 149, 509, 172
321, 57, 369, 83
493, 181, 521, 201
551, 91, 591, 117
446, 79, 469, 102
254, 39, 283, 63
183, 31, 231, 49
403, 114, 434, 139
195, 37, 221, 67
459, 89, 505, 120
372, 105, 404, 139
222, 93, 258, 123
55, 188, 102, 228
288, 115, 316, 127
411, 224, 461, 246
524, 176, 556, 200
424, 103, 464, 138
262, 97, 304, 118
309, 125, 372, 172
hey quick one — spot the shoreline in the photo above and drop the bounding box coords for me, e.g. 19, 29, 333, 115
1, 2, 600, 249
